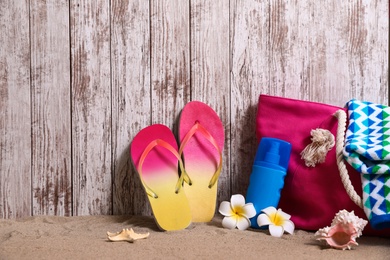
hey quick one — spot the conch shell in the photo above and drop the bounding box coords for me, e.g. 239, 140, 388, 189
315, 210, 367, 250
107, 228, 150, 242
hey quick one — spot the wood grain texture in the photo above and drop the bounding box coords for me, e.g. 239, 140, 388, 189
0, 0, 388, 219
344, 0, 388, 105
266, 0, 388, 106
150, 0, 191, 129
0, 0, 31, 218
30, 0, 72, 216
71, 0, 112, 215
111, 0, 151, 215
230, 0, 270, 196
190, 0, 231, 205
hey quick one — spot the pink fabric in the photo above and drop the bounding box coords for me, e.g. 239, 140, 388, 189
256, 94, 390, 236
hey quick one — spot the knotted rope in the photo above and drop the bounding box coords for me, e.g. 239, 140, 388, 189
301, 128, 335, 167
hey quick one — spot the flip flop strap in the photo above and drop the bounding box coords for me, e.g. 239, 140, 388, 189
179, 121, 223, 188
138, 139, 190, 198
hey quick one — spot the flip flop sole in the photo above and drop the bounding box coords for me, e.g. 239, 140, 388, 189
130, 124, 191, 231
179, 101, 225, 222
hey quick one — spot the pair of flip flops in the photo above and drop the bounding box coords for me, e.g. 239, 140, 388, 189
130, 101, 225, 231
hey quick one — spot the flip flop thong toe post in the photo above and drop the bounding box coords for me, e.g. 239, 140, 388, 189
179, 101, 225, 222
130, 124, 192, 231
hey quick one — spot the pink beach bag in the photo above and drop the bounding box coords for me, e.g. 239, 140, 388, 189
256, 94, 390, 236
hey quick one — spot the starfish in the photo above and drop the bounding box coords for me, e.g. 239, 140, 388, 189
107, 228, 150, 243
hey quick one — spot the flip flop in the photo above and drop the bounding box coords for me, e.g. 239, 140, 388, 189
130, 124, 192, 231
178, 101, 225, 222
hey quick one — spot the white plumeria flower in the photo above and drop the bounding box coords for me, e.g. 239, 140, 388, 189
218, 194, 256, 230
257, 206, 295, 237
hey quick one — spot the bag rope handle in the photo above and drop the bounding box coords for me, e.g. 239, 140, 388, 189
333, 109, 363, 209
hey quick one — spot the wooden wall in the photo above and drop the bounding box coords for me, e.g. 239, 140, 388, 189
0, 0, 388, 219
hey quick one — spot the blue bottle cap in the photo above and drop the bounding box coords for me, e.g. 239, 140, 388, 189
254, 137, 291, 171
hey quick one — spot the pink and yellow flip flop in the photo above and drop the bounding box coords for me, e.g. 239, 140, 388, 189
130, 124, 192, 231
178, 101, 225, 222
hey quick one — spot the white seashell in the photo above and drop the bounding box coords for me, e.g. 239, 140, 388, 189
315, 210, 368, 250
107, 228, 150, 242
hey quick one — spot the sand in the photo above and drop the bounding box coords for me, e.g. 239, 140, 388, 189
0, 215, 389, 260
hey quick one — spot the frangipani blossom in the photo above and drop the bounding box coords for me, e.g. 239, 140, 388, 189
257, 206, 295, 237
219, 194, 256, 230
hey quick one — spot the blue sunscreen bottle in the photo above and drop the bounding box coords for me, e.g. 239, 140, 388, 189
245, 137, 292, 228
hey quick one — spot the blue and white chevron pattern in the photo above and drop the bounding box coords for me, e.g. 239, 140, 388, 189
343, 99, 390, 229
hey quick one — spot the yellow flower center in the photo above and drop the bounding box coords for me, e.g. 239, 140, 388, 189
270, 212, 284, 226
233, 206, 244, 217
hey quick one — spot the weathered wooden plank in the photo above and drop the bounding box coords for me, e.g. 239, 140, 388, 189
111, 0, 151, 215
190, 0, 231, 204
268, 0, 307, 99
0, 0, 31, 218
150, 0, 191, 129
267, 0, 388, 106
343, 0, 388, 105
301, 0, 345, 104
30, 0, 72, 216
71, 0, 112, 215
230, 0, 270, 196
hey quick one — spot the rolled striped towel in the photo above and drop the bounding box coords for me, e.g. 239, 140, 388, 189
343, 99, 390, 229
